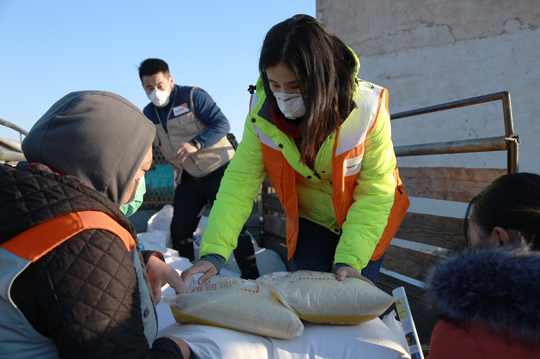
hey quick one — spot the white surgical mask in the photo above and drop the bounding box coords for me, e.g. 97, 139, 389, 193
148, 87, 170, 107
273, 92, 306, 120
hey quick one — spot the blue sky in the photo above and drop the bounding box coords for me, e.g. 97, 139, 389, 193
0, 0, 315, 142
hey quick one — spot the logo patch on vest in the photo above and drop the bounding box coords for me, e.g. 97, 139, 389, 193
173, 104, 190, 117
344, 156, 363, 176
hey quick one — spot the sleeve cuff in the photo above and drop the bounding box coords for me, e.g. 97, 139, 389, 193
142, 250, 165, 265
333, 263, 354, 273
200, 254, 226, 273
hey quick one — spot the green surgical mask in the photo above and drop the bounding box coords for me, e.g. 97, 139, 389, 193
120, 175, 146, 217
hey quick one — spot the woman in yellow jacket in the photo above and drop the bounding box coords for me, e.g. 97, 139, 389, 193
182, 14, 408, 285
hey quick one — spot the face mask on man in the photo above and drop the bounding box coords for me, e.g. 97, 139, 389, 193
273, 92, 306, 120
120, 175, 146, 217
148, 86, 171, 107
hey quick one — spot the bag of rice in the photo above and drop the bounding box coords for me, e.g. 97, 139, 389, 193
160, 276, 304, 339
260, 270, 394, 325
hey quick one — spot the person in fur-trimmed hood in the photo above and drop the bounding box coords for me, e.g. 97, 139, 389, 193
425, 173, 540, 358
426, 248, 540, 358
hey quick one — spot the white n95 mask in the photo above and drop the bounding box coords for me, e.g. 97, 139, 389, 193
274, 92, 306, 120
148, 88, 170, 107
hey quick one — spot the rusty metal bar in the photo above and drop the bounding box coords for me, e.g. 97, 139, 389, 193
395, 136, 508, 157
390, 92, 508, 120
0, 118, 28, 136
506, 134, 520, 174
390, 91, 519, 173
500, 93, 519, 173
0, 137, 22, 153
0, 148, 25, 162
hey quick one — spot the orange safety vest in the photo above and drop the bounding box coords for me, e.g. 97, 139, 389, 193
258, 89, 409, 262
2, 211, 136, 261
0, 211, 158, 356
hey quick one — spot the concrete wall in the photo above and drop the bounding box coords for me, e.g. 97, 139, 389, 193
317, 0, 540, 175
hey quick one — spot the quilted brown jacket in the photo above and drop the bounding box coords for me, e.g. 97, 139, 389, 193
0, 163, 183, 358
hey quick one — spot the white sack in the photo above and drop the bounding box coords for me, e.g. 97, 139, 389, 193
261, 271, 394, 324
160, 276, 304, 339
158, 319, 410, 359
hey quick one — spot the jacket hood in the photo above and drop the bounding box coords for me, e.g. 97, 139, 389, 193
426, 247, 540, 344
22, 91, 155, 205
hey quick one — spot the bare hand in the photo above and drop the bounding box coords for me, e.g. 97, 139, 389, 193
174, 142, 198, 163
336, 266, 374, 285
146, 256, 188, 303
180, 260, 218, 285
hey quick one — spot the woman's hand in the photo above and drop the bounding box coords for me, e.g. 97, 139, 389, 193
180, 260, 218, 285
336, 266, 374, 286
146, 256, 188, 303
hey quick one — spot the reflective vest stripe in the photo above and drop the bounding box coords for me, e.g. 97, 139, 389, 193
331, 89, 385, 227
1, 211, 135, 262
254, 125, 279, 150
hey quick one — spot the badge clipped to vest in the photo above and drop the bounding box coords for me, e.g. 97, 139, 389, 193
173, 103, 190, 117
344, 156, 363, 176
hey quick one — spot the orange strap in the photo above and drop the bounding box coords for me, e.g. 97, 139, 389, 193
1, 211, 136, 262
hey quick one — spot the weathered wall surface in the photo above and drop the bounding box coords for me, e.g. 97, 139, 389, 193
317, 0, 540, 174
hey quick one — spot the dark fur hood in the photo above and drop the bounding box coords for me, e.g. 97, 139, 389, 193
425, 247, 540, 344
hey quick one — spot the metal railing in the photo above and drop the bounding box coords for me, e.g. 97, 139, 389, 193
0, 117, 27, 162
391, 92, 519, 173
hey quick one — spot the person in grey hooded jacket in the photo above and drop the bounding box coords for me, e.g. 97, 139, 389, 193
0, 91, 190, 358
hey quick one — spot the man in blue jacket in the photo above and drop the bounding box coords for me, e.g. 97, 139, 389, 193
139, 58, 259, 279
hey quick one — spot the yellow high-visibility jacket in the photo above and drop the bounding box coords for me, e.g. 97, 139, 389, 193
201, 55, 409, 272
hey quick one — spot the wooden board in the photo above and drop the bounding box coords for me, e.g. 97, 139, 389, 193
396, 212, 466, 249
400, 167, 506, 203
382, 243, 444, 281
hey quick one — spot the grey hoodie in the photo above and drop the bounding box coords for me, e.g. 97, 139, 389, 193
22, 90, 155, 205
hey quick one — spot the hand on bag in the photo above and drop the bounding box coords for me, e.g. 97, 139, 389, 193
336, 266, 374, 286
181, 260, 218, 285
146, 256, 188, 303
174, 142, 198, 163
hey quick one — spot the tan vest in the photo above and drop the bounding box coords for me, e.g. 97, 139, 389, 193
154, 87, 234, 183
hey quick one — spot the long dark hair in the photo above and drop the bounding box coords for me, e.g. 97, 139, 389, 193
259, 14, 357, 165
465, 172, 540, 250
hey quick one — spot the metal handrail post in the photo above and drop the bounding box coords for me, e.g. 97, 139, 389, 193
501, 92, 519, 173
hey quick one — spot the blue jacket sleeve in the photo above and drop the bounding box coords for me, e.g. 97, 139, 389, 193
192, 89, 230, 149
